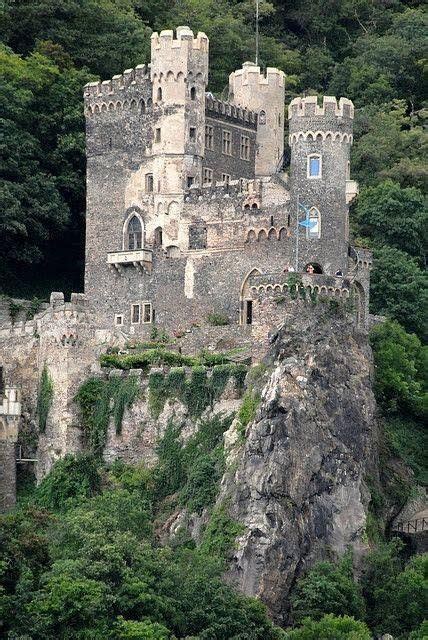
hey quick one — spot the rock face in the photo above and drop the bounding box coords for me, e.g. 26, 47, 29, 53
222, 305, 378, 623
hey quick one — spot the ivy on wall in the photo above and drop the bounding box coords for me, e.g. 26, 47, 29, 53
37, 365, 54, 432
148, 363, 247, 419
75, 375, 140, 454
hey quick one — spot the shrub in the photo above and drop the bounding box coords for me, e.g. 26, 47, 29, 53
37, 365, 54, 432
207, 312, 230, 326
35, 454, 101, 511
200, 504, 245, 560
290, 554, 365, 624
237, 390, 260, 437
283, 614, 371, 640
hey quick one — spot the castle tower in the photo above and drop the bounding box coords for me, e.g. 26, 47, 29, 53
288, 96, 356, 275
150, 26, 209, 198
229, 62, 285, 176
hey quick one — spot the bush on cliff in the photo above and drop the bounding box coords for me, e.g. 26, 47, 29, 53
35, 453, 101, 511
290, 554, 365, 624
284, 614, 371, 640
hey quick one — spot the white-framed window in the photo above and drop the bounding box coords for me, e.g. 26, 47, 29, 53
221, 173, 231, 185
307, 154, 322, 178
222, 130, 232, 155
203, 168, 213, 186
205, 125, 214, 150
131, 303, 140, 324
115, 314, 123, 326
142, 302, 152, 324
189, 126, 196, 141
307, 207, 321, 239
240, 135, 250, 160
145, 173, 154, 193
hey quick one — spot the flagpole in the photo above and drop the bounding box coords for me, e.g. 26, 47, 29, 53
255, 0, 259, 65
295, 194, 299, 272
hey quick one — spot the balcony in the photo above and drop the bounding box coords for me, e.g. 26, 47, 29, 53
345, 179, 359, 204
107, 249, 153, 275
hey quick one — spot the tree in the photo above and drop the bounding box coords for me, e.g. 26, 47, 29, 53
290, 554, 365, 624
283, 614, 371, 640
369, 246, 428, 338
370, 320, 427, 418
353, 180, 427, 261
362, 541, 427, 638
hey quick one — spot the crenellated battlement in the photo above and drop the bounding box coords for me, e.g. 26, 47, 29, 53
229, 62, 285, 91
205, 96, 257, 127
84, 65, 151, 101
150, 26, 209, 53
288, 96, 354, 121
184, 178, 262, 203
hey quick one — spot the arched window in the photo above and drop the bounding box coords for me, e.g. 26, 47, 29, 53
154, 227, 163, 246
308, 207, 321, 239
127, 216, 142, 250
259, 110, 266, 125
190, 86, 196, 100
157, 87, 162, 101
307, 154, 322, 178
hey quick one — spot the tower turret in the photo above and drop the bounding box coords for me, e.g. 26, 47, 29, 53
288, 95, 356, 275
150, 26, 209, 197
229, 62, 285, 177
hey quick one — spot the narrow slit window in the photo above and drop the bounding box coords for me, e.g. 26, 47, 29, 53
189, 127, 196, 141
205, 125, 214, 150
155, 128, 161, 142
115, 314, 123, 326
145, 173, 154, 193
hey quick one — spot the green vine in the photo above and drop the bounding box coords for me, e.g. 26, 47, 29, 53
75, 375, 140, 454
148, 363, 247, 419
37, 365, 54, 432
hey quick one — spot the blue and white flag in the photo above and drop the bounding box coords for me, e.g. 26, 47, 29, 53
298, 202, 316, 228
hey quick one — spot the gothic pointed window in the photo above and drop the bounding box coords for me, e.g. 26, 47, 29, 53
307, 207, 321, 239
128, 216, 142, 250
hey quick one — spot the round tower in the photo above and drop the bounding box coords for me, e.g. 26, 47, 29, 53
150, 26, 209, 197
229, 62, 285, 177
288, 95, 355, 275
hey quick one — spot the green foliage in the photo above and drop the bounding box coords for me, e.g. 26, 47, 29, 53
354, 180, 427, 261
369, 246, 427, 338
200, 504, 245, 560
284, 614, 371, 640
370, 320, 427, 418
37, 365, 54, 432
8, 298, 23, 322
75, 375, 140, 453
361, 541, 427, 638
148, 363, 246, 419
116, 617, 171, 639
237, 390, 261, 437
154, 414, 232, 514
290, 553, 365, 624
207, 311, 230, 326
383, 417, 428, 486
35, 453, 101, 511
25, 296, 44, 319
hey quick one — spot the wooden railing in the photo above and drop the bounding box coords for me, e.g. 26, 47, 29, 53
393, 518, 427, 534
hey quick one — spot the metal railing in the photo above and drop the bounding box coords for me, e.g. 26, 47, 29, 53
393, 518, 427, 534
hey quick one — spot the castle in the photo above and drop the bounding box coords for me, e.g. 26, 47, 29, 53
0, 26, 372, 509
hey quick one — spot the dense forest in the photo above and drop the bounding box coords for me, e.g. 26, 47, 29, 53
0, 0, 427, 638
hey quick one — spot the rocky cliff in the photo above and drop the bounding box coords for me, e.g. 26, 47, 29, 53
219, 304, 378, 623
